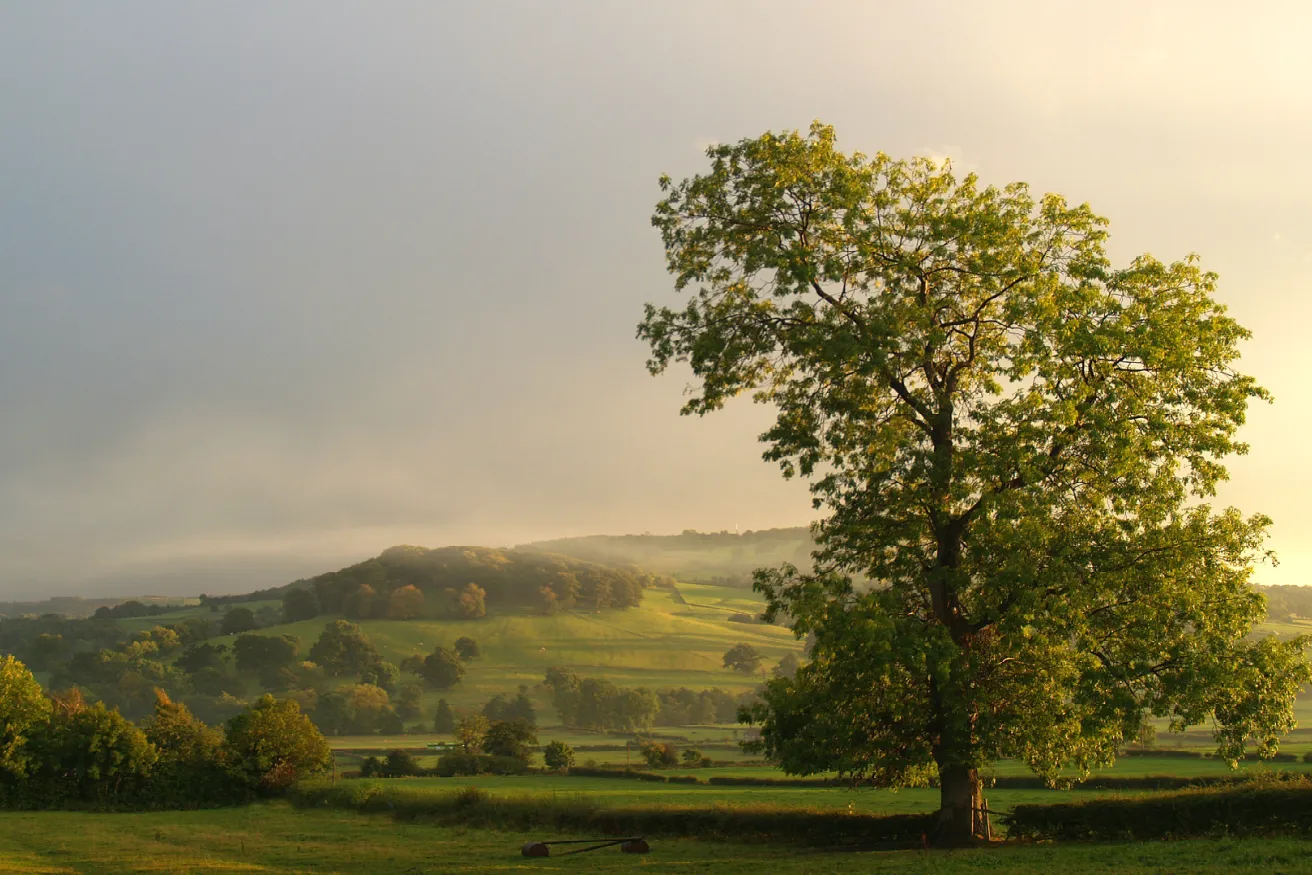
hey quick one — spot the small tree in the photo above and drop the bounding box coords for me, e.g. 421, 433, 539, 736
455, 714, 489, 754
395, 683, 424, 721
224, 695, 332, 795
722, 643, 763, 675
543, 740, 575, 772
343, 584, 378, 620
387, 585, 425, 621
219, 607, 258, 636
483, 718, 538, 761
417, 647, 465, 690
432, 699, 456, 734
384, 749, 422, 777
538, 585, 559, 615
454, 637, 480, 660
457, 584, 487, 619
309, 621, 380, 678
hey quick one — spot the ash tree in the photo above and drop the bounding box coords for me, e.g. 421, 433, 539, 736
638, 123, 1311, 843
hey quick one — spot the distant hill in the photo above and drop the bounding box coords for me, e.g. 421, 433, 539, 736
520, 527, 816, 586
203, 545, 656, 617
0, 595, 192, 619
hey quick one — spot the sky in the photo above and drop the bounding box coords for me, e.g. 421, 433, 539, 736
1, 1, 1310, 598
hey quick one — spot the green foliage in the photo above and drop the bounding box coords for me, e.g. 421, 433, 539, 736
542, 667, 660, 731
218, 607, 258, 636
543, 740, 575, 772
455, 583, 487, 619
0, 656, 51, 782
309, 621, 380, 678
359, 660, 399, 694
29, 699, 157, 805
455, 714, 489, 754
175, 642, 228, 675
641, 740, 679, 769
223, 694, 332, 795
313, 684, 402, 736
384, 749, 423, 777
395, 683, 423, 721
640, 122, 1311, 840
481, 688, 535, 725
482, 718, 537, 761
387, 584, 425, 620
140, 690, 238, 807
453, 636, 479, 659
432, 699, 455, 734
281, 588, 319, 624
232, 634, 299, 682
414, 646, 464, 691
722, 643, 763, 675
300, 545, 645, 621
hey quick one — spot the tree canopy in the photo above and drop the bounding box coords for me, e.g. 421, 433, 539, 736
639, 122, 1310, 843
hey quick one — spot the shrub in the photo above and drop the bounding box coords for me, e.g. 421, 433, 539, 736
384, 749, 423, 777
543, 741, 575, 772
433, 752, 530, 777
640, 741, 678, 769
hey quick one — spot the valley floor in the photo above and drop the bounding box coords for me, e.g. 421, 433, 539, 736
1, 804, 1311, 874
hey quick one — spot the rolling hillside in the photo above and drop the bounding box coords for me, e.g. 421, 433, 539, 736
521, 527, 815, 583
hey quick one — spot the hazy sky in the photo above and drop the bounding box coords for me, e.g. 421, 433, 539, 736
2, 1, 1310, 597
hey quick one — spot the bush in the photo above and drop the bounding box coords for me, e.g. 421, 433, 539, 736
543, 741, 575, 772
384, 749, 423, 777
433, 751, 531, 777
640, 741, 678, 769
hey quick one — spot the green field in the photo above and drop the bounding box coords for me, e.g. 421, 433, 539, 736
139, 586, 799, 719
1, 804, 1310, 873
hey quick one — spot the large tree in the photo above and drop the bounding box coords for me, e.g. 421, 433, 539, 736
638, 123, 1310, 843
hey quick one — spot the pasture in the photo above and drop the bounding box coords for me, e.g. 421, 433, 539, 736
0, 804, 1310, 873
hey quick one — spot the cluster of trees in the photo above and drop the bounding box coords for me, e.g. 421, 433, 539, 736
0, 656, 331, 809
543, 667, 661, 731
543, 667, 761, 730
435, 715, 539, 776
639, 741, 713, 769
215, 546, 651, 624
653, 687, 754, 726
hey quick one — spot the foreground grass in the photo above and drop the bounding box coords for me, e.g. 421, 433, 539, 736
1, 804, 1311, 873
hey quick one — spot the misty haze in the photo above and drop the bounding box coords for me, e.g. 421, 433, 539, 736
1, 1, 1311, 868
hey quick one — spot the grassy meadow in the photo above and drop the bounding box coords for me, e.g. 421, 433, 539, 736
1, 804, 1311, 873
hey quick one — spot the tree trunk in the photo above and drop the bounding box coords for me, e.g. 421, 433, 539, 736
937, 764, 990, 845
